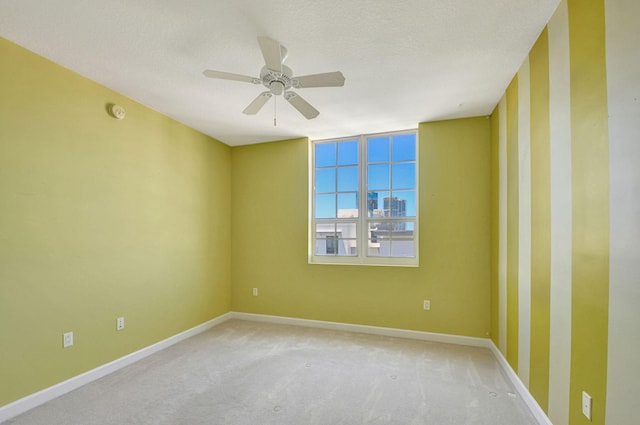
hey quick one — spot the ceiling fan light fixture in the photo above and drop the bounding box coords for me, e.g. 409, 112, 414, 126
269, 81, 285, 95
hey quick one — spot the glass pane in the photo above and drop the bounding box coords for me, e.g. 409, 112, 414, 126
336, 222, 357, 239
326, 237, 338, 255
390, 239, 415, 257
368, 221, 391, 236
367, 164, 389, 190
315, 222, 336, 236
315, 143, 336, 167
315, 224, 357, 256
337, 239, 358, 256
337, 193, 358, 218
390, 190, 416, 217
384, 196, 406, 217
368, 221, 390, 256
337, 166, 358, 192
388, 220, 414, 257
337, 140, 358, 166
392, 163, 415, 189
315, 194, 336, 218
392, 134, 416, 161
367, 191, 389, 217
368, 228, 390, 256
315, 240, 329, 256
315, 239, 338, 256
315, 223, 336, 256
368, 244, 382, 256
367, 137, 390, 163
315, 168, 336, 193
390, 221, 414, 235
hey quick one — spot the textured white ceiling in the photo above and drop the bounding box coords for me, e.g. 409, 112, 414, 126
0, 0, 559, 146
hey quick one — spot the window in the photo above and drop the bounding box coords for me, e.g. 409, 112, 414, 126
310, 130, 418, 266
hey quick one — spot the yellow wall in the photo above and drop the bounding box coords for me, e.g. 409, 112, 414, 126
231, 118, 492, 337
1, 36, 493, 410
0, 38, 232, 406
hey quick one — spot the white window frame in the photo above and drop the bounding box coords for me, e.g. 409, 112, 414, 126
309, 129, 419, 267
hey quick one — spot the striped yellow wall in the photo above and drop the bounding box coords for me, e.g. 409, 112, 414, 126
567, 1, 610, 423
604, 1, 640, 424
505, 78, 519, 370
546, 2, 573, 421
492, 0, 639, 424
490, 109, 500, 347
517, 56, 532, 388
528, 28, 551, 411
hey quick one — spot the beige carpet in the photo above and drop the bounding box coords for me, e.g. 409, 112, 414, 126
6, 319, 537, 425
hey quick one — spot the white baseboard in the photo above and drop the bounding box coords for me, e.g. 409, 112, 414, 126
488, 342, 553, 425
1, 311, 550, 425
229, 312, 490, 347
0, 312, 233, 424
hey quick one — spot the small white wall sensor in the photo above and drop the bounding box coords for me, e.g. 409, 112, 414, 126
108, 104, 126, 120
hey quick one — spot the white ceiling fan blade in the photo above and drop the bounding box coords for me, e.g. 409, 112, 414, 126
243, 92, 273, 115
257, 36, 287, 71
292, 71, 345, 88
284, 91, 319, 119
203, 70, 260, 84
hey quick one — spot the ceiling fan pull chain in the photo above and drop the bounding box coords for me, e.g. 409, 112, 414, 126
274, 93, 277, 126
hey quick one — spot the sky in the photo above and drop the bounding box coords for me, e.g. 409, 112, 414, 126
314, 134, 416, 220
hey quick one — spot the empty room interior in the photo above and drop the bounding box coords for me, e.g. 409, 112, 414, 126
0, 0, 638, 424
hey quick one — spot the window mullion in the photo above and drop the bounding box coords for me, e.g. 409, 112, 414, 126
359, 135, 367, 260
333, 165, 338, 219
333, 141, 338, 219
388, 137, 393, 211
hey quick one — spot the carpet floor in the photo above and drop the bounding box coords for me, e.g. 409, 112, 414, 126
6, 319, 537, 425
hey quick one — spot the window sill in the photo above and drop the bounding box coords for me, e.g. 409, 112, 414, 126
308, 256, 419, 267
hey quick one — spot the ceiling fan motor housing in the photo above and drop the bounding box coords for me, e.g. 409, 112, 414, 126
261, 65, 293, 95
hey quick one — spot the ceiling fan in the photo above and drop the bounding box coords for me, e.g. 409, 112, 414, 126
203, 36, 345, 121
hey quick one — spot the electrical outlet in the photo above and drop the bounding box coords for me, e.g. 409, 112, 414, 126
116, 317, 125, 331
63, 331, 74, 348
253, 288, 258, 296
582, 391, 592, 420
423, 300, 431, 310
